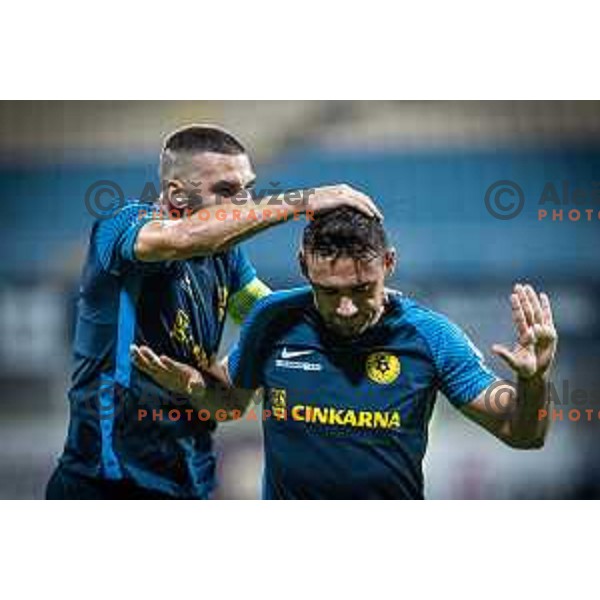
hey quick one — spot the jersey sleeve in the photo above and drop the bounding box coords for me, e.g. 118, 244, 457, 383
92, 202, 153, 275
415, 311, 498, 407
228, 295, 276, 389
227, 246, 271, 324
229, 245, 258, 294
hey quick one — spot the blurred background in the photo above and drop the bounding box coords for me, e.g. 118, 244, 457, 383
0, 100, 599, 499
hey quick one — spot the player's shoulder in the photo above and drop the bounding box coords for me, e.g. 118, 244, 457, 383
100, 199, 150, 222
387, 291, 466, 344
89, 200, 157, 273
392, 292, 487, 370
247, 286, 312, 324
91, 199, 151, 237
238, 287, 312, 351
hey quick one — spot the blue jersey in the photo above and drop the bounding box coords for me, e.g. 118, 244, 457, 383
229, 288, 498, 499
59, 201, 257, 498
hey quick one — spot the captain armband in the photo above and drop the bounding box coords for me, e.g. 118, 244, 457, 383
227, 277, 271, 325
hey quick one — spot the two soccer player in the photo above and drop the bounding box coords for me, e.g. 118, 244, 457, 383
134, 208, 557, 499
47, 125, 379, 499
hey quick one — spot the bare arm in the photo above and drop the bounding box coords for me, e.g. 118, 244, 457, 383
130, 344, 259, 419
460, 284, 557, 449
135, 185, 382, 262
461, 375, 551, 449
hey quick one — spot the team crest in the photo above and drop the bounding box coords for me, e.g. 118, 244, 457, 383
366, 352, 401, 385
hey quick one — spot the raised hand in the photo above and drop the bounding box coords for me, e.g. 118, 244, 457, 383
492, 283, 558, 380
308, 184, 383, 220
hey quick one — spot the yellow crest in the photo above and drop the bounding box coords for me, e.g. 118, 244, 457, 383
366, 352, 401, 385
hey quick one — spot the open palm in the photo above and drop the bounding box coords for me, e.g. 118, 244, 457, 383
130, 344, 206, 397
492, 284, 557, 379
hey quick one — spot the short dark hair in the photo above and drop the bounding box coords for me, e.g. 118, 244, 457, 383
302, 207, 388, 261
160, 124, 246, 180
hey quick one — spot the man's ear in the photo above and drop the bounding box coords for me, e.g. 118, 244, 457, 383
298, 250, 308, 278
383, 248, 397, 278
166, 180, 189, 209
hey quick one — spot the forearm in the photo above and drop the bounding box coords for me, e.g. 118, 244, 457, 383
508, 374, 551, 448
192, 199, 311, 255
138, 195, 313, 261
188, 381, 258, 419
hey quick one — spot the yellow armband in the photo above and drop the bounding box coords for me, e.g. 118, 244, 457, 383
228, 278, 271, 325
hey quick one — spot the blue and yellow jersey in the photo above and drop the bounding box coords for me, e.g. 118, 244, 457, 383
60, 201, 268, 498
229, 287, 498, 499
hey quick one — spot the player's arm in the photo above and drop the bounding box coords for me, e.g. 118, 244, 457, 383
459, 284, 557, 449
131, 295, 273, 416
130, 345, 259, 418
134, 184, 382, 262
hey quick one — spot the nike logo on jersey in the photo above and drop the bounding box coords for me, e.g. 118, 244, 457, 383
280, 348, 315, 359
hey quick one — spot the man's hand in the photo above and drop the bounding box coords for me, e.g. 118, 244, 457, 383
135, 183, 382, 262
130, 344, 207, 399
491, 283, 557, 380
308, 184, 383, 220
130, 344, 254, 416
460, 284, 557, 449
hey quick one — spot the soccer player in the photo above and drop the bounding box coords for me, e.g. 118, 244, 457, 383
133, 207, 557, 499
46, 125, 380, 500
